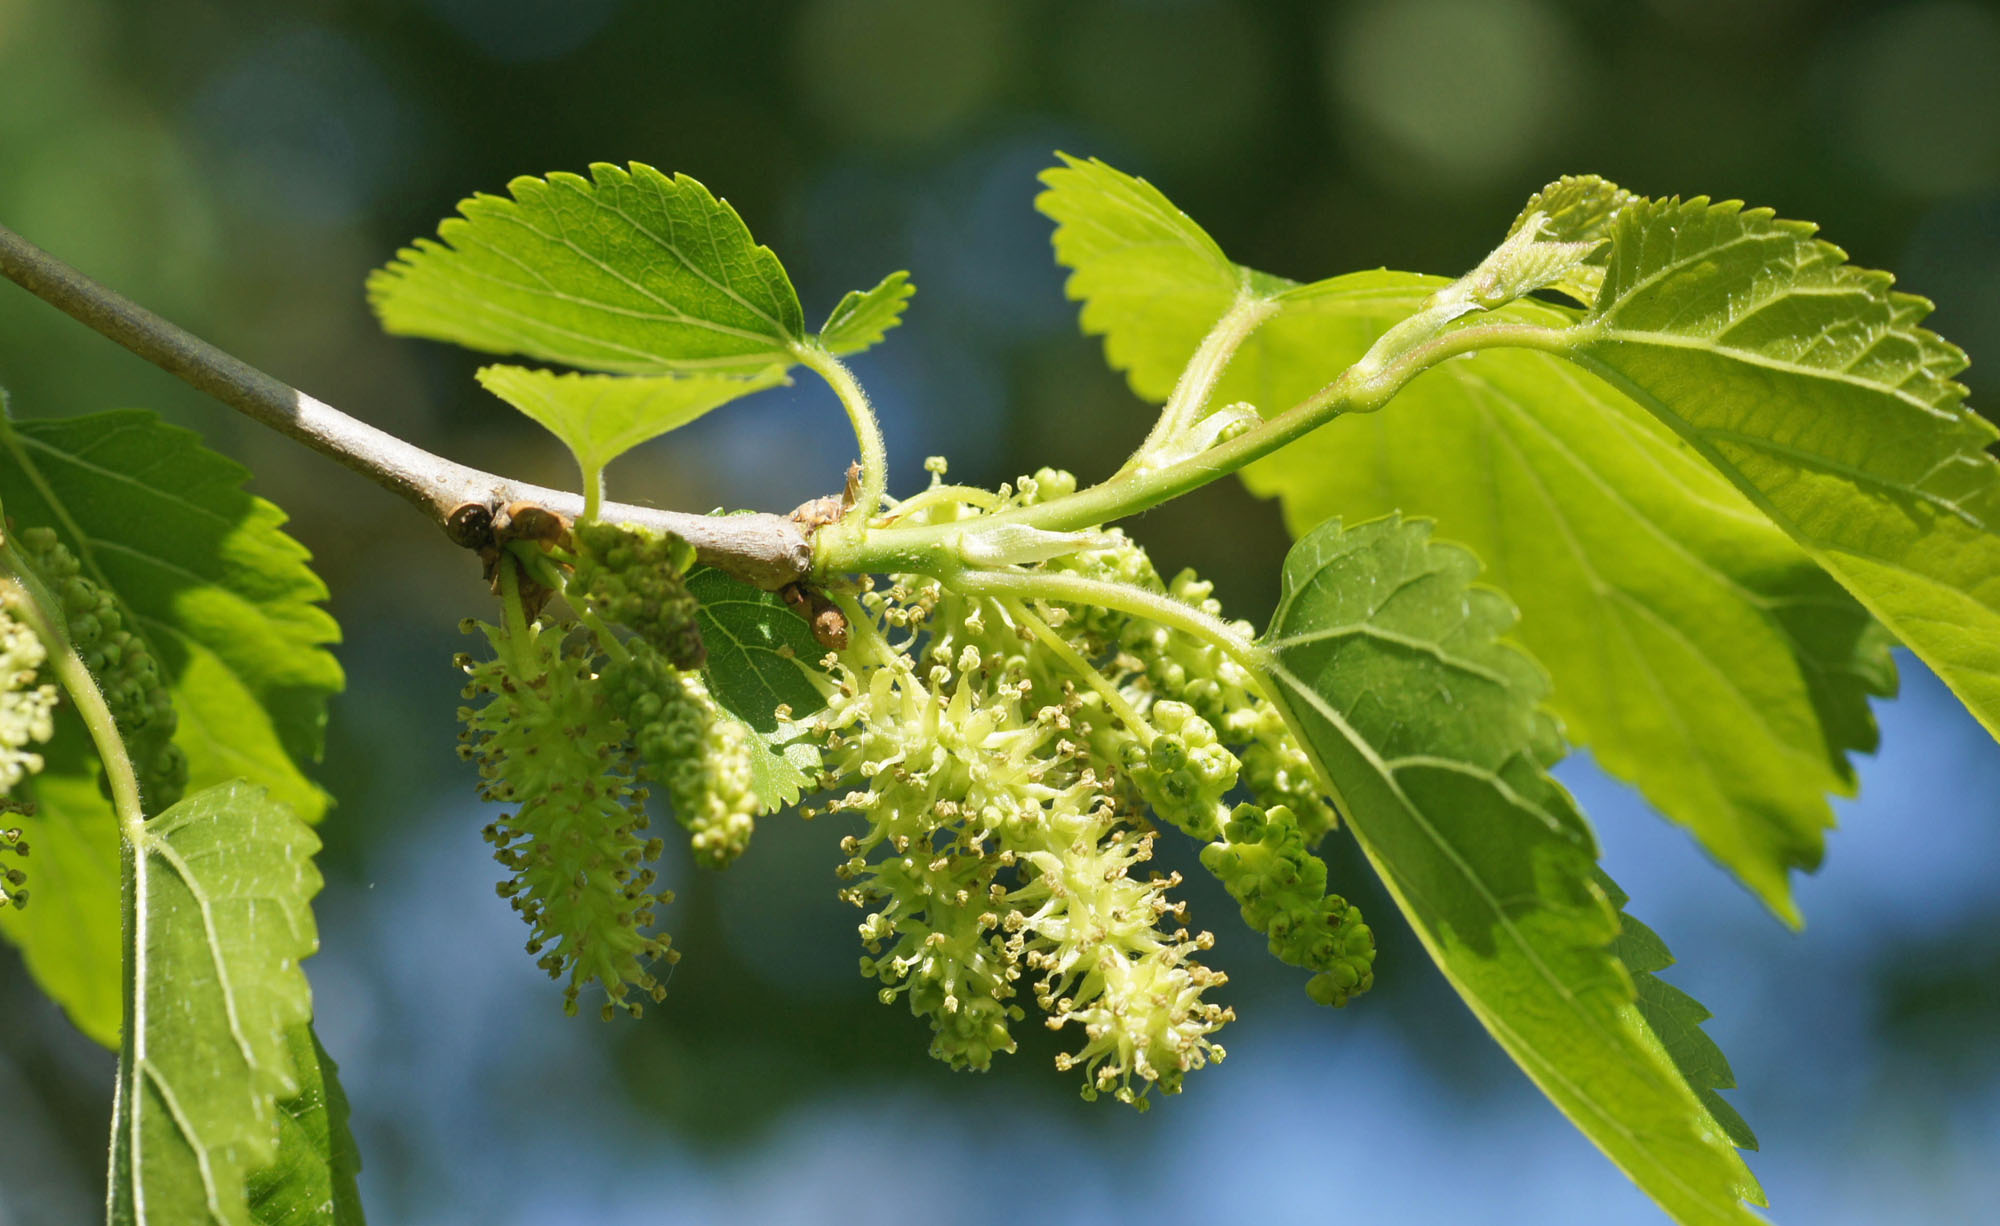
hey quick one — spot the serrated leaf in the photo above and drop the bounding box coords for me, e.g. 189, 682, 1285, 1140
819, 270, 915, 356
1503, 175, 1638, 306
1043, 158, 1891, 921
1261, 515, 1762, 1225
686, 565, 827, 732
475, 364, 788, 492
246, 1025, 366, 1226
109, 780, 322, 1226
1230, 274, 1892, 921
1037, 153, 1274, 398
740, 726, 820, 816
0, 409, 342, 1044
368, 162, 805, 374
1598, 870, 1758, 1152
1550, 194, 2000, 748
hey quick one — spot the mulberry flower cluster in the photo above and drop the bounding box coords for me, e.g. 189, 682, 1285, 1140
458, 610, 676, 1019
599, 642, 760, 869
458, 524, 761, 1018
0, 601, 55, 799
803, 467, 1375, 1106
571, 521, 705, 670
457, 472, 1372, 1092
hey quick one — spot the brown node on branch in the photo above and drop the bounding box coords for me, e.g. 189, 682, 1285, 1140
789, 461, 865, 533
781, 582, 850, 652
478, 501, 573, 618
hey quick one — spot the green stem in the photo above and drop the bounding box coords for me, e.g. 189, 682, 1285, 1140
949, 568, 1267, 681
882, 483, 1001, 520
795, 343, 888, 527
1124, 290, 1279, 473
496, 556, 534, 673
822, 319, 1563, 577
999, 596, 1154, 741
580, 462, 605, 525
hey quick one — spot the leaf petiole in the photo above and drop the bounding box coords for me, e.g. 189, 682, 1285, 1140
823, 316, 1563, 579
795, 342, 887, 536
997, 595, 1155, 742
1122, 290, 1278, 474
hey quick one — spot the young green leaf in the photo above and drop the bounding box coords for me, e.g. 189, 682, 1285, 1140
740, 726, 820, 815
1043, 158, 1890, 921
108, 779, 322, 1226
476, 364, 789, 499
1550, 194, 2000, 746
0, 410, 343, 1044
1230, 276, 1893, 922
1260, 515, 1761, 1225
369, 162, 807, 373
1037, 153, 1282, 396
1501, 174, 1638, 306
246, 1025, 366, 1226
819, 270, 915, 356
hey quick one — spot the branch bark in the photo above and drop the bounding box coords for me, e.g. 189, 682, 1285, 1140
0, 222, 813, 590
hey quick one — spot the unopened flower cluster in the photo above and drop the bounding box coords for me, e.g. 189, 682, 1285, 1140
15, 529, 183, 807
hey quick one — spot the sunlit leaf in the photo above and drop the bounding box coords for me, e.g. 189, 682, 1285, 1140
1555, 194, 2000, 746
1233, 276, 1893, 922
475, 364, 789, 493
369, 162, 806, 373
1043, 158, 1889, 921
0, 410, 342, 1044
246, 1025, 366, 1226
1262, 515, 1762, 1225
108, 780, 322, 1226
819, 270, 915, 356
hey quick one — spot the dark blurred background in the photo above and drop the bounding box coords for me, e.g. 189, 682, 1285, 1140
1, 1, 1997, 1222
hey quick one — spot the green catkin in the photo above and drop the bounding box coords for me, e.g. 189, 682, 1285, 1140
0, 820, 26, 909
458, 607, 676, 1018
599, 641, 760, 868
569, 521, 705, 670
13, 529, 183, 808
1201, 804, 1376, 1006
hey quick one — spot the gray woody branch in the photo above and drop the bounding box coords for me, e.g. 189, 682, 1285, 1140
0, 222, 813, 590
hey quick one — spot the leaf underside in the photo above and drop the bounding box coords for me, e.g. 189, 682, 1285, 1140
1039, 158, 1892, 922
475, 363, 790, 484
1263, 515, 1762, 1226
109, 781, 323, 1226
0, 410, 343, 1045
246, 1025, 366, 1226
